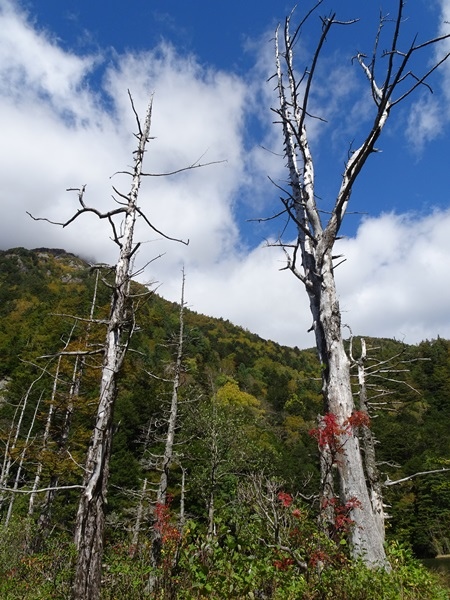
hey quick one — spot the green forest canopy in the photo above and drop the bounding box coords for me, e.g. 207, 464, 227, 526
1, 247, 450, 598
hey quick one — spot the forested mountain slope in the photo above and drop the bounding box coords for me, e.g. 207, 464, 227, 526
1, 247, 450, 598
0, 247, 321, 521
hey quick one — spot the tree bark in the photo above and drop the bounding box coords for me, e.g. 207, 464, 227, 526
309, 271, 387, 565
353, 338, 385, 542
272, 3, 450, 568
156, 270, 186, 506
72, 98, 154, 600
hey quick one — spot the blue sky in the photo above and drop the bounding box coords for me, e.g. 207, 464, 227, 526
1, 0, 450, 347
26, 0, 450, 227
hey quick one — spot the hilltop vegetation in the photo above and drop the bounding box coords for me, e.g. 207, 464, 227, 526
0, 247, 449, 598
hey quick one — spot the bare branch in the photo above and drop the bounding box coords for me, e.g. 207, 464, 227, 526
135, 206, 189, 245
0, 484, 85, 494
385, 468, 450, 486
391, 49, 450, 106
248, 208, 289, 223
27, 185, 127, 228
128, 89, 146, 139
141, 159, 226, 177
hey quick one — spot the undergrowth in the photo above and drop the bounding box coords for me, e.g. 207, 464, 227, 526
0, 518, 449, 600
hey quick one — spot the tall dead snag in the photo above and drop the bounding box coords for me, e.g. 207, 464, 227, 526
156, 270, 186, 507
29, 92, 219, 599
273, 2, 450, 567
348, 336, 431, 540
71, 97, 153, 600
349, 337, 385, 543
147, 271, 186, 591
30, 95, 157, 599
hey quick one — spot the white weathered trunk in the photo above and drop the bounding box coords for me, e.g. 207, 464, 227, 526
130, 477, 148, 558
355, 339, 386, 542
309, 265, 387, 566
156, 272, 185, 506
29, 355, 62, 516
34, 355, 81, 548
274, 14, 391, 568
5, 392, 42, 526
0, 370, 45, 514
148, 273, 186, 584
72, 99, 154, 600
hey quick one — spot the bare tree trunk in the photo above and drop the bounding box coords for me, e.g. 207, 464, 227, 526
272, 3, 450, 567
149, 272, 186, 589
35, 270, 99, 542
130, 419, 154, 558
33, 355, 81, 549
5, 392, 42, 526
353, 338, 385, 542
156, 270, 186, 506
310, 276, 387, 565
348, 336, 425, 541
130, 477, 148, 558
207, 484, 216, 538
319, 440, 336, 529
72, 98, 154, 600
179, 466, 186, 532
28, 355, 63, 516
0, 370, 46, 515
0, 402, 21, 513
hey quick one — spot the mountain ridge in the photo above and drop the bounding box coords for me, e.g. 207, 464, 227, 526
1, 246, 450, 559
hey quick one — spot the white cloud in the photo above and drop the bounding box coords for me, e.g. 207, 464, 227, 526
1, 0, 450, 352
0, 0, 100, 122
406, 95, 443, 152
160, 242, 315, 348
403, 0, 450, 151
0, 1, 249, 274
335, 210, 450, 344
156, 208, 450, 350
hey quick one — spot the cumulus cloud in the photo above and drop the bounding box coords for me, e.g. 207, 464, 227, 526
0, 0, 98, 118
0, 0, 249, 273
406, 94, 444, 153
155, 208, 450, 350
1, 0, 450, 351
336, 210, 450, 345
403, 0, 450, 152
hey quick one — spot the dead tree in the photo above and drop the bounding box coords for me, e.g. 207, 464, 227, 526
29, 92, 219, 600
28, 322, 79, 518
156, 269, 186, 507
348, 335, 440, 536
129, 420, 153, 558
70, 97, 161, 600
33, 269, 101, 546
31, 96, 157, 600
0, 368, 47, 517
146, 271, 187, 591
272, 2, 450, 567
348, 337, 386, 543
4, 392, 42, 527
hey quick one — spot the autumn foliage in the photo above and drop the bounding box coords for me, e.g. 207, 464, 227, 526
308, 411, 370, 450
